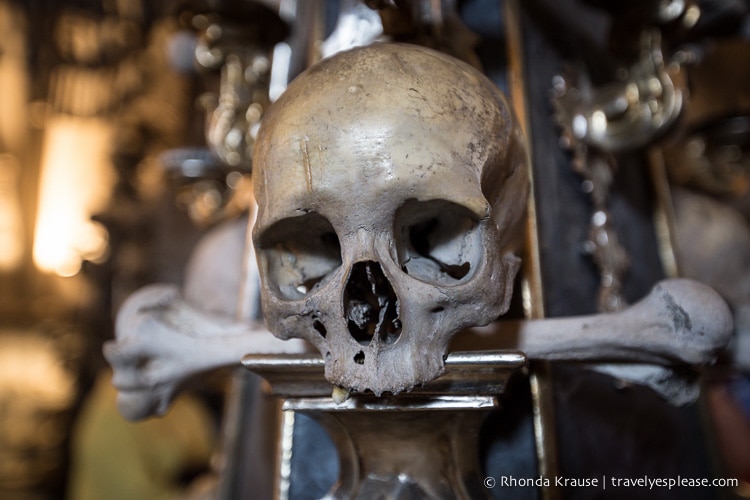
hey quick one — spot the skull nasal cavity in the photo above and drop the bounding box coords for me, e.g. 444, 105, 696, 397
344, 261, 402, 346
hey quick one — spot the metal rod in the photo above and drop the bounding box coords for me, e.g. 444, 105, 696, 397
504, 1, 561, 497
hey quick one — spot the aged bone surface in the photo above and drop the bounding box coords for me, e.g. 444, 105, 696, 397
107, 273, 731, 420
105, 216, 732, 419
104, 218, 308, 421
104, 284, 307, 421
453, 278, 733, 405
456, 279, 732, 366
104, 217, 731, 417
252, 42, 529, 395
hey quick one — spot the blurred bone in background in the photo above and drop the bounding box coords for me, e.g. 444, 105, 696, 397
0, 0, 749, 499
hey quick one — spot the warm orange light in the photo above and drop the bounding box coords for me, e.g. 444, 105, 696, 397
0, 2, 28, 271
0, 154, 24, 271
0, 332, 75, 407
32, 115, 114, 277
0, 1, 29, 153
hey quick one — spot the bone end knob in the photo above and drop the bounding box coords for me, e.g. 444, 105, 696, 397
640, 278, 734, 365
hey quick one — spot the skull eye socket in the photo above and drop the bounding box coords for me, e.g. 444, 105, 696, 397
395, 199, 482, 285
257, 212, 342, 300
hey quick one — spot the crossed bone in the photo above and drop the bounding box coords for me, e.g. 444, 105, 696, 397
105, 259, 732, 420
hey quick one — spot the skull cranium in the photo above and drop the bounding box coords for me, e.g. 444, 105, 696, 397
253, 43, 528, 395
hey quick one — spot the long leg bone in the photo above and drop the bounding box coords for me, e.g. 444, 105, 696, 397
453, 278, 732, 366
103, 284, 309, 421
452, 278, 733, 405
107, 278, 732, 419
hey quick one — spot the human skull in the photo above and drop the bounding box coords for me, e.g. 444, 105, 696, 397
252, 43, 528, 395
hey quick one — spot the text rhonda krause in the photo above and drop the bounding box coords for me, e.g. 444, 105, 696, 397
498, 475, 739, 489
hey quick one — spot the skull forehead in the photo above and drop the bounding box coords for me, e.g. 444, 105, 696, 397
256, 132, 489, 229
254, 43, 513, 226
258, 43, 512, 143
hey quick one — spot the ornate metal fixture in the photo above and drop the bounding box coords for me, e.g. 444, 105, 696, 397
551, 28, 686, 311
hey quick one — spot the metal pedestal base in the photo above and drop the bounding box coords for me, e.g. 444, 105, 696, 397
243, 351, 526, 499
